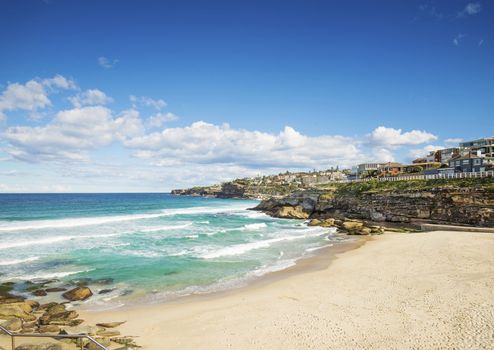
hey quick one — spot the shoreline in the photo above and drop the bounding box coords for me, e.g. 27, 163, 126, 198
82, 232, 367, 312
80, 230, 494, 349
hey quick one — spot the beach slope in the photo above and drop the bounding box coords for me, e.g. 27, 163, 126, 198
84, 230, 494, 349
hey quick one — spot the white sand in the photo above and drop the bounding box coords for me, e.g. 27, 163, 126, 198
82, 230, 494, 349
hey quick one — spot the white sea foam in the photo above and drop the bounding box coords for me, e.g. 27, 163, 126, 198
0, 205, 251, 232
0, 256, 40, 266
250, 259, 297, 277
201, 229, 325, 259
140, 223, 192, 232
211, 222, 268, 235
0, 233, 119, 250
305, 244, 334, 253
12, 269, 92, 281
243, 223, 267, 230
237, 210, 272, 219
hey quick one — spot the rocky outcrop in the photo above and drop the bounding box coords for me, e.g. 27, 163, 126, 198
172, 182, 254, 199
0, 284, 137, 348
254, 184, 494, 227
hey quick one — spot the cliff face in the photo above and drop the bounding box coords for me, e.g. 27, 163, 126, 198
255, 180, 494, 227
171, 180, 293, 199
170, 183, 246, 198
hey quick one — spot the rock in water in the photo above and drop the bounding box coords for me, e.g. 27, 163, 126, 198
32, 289, 47, 297
45, 287, 67, 293
62, 286, 93, 301
308, 219, 322, 226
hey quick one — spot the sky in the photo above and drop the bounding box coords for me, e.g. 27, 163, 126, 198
0, 0, 493, 192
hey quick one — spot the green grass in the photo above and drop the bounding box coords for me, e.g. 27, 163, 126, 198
333, 177, 494, 195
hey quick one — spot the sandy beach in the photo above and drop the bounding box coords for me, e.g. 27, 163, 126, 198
80, 230, 494, 349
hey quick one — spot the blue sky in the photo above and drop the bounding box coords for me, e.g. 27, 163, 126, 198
0, 0, 493, 192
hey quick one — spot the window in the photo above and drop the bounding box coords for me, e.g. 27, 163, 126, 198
473, 159, 481, 165
456, 161, 460, 166
462, 160, 469, 165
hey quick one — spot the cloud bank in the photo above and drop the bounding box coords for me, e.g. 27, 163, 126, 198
0, 75, 443, 190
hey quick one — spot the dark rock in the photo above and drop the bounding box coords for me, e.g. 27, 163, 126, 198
32, 289, 47, 297
45, 287, 67, 293
93, 278, 114, 285
98, 288, 115, 295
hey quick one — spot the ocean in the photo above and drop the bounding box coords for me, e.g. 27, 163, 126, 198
0, 193, 340, 309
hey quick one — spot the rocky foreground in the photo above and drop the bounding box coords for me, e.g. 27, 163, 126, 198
0, 281, 139, 350
253, 177, 494, 232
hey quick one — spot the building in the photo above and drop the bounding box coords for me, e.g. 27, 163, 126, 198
379, 162, 404, 176
357, 163, 382, 174
449, 156, 494, 173
439, 148, 462, 164
460, 137, 494, 158
425, 150, 441, 163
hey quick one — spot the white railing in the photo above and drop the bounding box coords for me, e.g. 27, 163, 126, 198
0, 325, 109, 350
349, 170, 494, 183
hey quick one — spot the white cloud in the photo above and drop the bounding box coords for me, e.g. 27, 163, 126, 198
130, 95, 167, 110
98, 56, 118, 69
453, 33, 466, 46
367, 126, 437, 147
0, 75, 76, 120
125, 121, 363, 169
147, 112, 179, 128
371, 148, 395, 163
418, 3, 444, 20
2, 106, 144, 163
69, 89, 113, 107
0, 80, 51, 112
408, 144, 444, 159
444, 138, 463, 146
42, 75, 77, 90
460, 2, 481, 16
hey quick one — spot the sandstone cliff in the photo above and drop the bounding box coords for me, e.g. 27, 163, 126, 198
254, 178, 494, 227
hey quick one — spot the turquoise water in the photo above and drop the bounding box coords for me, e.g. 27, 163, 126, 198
0, 193, 337, 309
